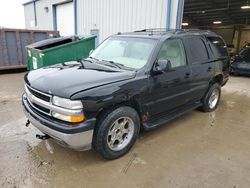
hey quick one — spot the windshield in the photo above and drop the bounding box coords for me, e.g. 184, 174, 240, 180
90, 37, 157, 69
239, 47, 250, 57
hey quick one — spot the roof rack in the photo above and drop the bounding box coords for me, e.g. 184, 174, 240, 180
180, 29, 212, 33
134, 28, 213, 35
134, 28, 168, 35
135, 28, 167, 32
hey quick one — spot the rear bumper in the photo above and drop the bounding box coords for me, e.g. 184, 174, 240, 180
22, 94, 95, 151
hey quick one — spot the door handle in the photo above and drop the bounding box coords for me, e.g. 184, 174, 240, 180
184, 72, 190, 78
207, 67, 212, 72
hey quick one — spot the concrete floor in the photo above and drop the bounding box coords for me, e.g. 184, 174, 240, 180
0, 72, 250, 188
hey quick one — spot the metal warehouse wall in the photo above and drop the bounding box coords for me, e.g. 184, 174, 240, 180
35, 0, 56, 30
24, 0, 68, 31
77, 0, 167, 42
24, 3, 35, 29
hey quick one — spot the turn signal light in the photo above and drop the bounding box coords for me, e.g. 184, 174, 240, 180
70, 114, 85, 123
52, 112, 85, 123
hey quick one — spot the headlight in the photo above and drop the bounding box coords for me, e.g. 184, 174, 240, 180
52, 96, 83, 109
52, 96, 84, 123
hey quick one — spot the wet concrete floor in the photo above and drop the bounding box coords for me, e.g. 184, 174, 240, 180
0, 72, 250, 188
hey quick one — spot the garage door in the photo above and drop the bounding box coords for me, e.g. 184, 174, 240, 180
56, 2, 74, 36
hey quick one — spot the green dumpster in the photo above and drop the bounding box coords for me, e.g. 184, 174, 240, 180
26, 35, 96, 70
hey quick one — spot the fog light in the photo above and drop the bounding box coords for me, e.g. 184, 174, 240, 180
52, 112, 85, 123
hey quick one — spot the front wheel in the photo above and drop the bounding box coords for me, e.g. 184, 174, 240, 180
201, 83, 221, 112
93, 106, 140, 159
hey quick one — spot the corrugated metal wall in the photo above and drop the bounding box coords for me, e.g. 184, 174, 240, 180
77, 0, 167, 42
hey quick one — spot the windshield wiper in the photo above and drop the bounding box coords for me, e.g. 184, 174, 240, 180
77, 58, 94, 69
89, 56, 99, 61
89, 57, 134, 70
100, 60, 123, 69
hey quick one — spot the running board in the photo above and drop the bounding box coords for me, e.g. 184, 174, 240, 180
143, 102, 202, 131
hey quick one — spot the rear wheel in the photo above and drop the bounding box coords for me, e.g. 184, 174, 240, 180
93, 106, 140, 159
201, 83, 221, 112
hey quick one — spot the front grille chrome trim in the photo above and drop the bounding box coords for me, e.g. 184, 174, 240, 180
26, 96, 51, 116
26, 84, 52, 99
24, 85, 82, 116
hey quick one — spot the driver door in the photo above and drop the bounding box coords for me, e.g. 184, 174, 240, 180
146, 38, 193, 117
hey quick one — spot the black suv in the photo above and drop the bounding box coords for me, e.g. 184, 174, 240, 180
22, 29, 229, 159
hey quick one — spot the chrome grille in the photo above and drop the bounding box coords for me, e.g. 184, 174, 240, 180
24, 84, 82, 117
32, 103, 50, 114
26, 85, 51, 102
25, 84, 51, 116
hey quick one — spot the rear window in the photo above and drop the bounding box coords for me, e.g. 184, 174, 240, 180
207, 37, 228, 58
188, 38, 209, 63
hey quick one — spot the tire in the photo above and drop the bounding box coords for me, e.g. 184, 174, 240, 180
201, 83, 221, 112
231, 72, 239, 76
229, 67, 233, 75
93, 106, 140, 160
229, 67, 239, 76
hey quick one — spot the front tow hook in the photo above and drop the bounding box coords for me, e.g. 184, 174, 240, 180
36, 134, 50, 140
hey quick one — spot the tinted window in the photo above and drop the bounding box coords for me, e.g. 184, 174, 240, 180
239, 47, 250, 57
188, 38, 209, 63
158, 39, 186, 68
207, 37, 228, 58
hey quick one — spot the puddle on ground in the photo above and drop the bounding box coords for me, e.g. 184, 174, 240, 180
208, 112, 216, 127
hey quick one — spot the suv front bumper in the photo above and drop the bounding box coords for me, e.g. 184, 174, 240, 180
22, 94, 95, 151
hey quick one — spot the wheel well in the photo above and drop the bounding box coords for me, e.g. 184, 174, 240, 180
95, 100, 142, 125
212, 74, 223, 85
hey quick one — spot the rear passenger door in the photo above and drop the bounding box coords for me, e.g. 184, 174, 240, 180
183, 36, 213, 100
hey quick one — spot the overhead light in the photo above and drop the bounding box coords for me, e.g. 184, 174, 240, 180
213, 21, 222, 24
241, 5, 250, 9
242, 0, 250, 9
182, 22, 189, 26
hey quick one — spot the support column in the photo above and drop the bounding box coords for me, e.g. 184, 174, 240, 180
166, 0, 184, 30
74, 0, 78, 35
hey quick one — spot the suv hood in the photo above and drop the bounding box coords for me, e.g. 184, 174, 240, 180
25, 62, 136, 98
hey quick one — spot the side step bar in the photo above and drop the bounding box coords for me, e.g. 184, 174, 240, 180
143, 102, 202, 131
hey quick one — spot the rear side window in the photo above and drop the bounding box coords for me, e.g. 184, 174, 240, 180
188, 38, 209, 64
207, 37, 228, 58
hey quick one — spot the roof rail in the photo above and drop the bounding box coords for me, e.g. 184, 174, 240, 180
181, 29, 212, 33
134, 28, 212, 34
134, 28, 171, 36
134, 28, 167, 32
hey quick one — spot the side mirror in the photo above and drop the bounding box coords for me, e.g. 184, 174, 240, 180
154, 59, 172, 73
89, 49, 94, 55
